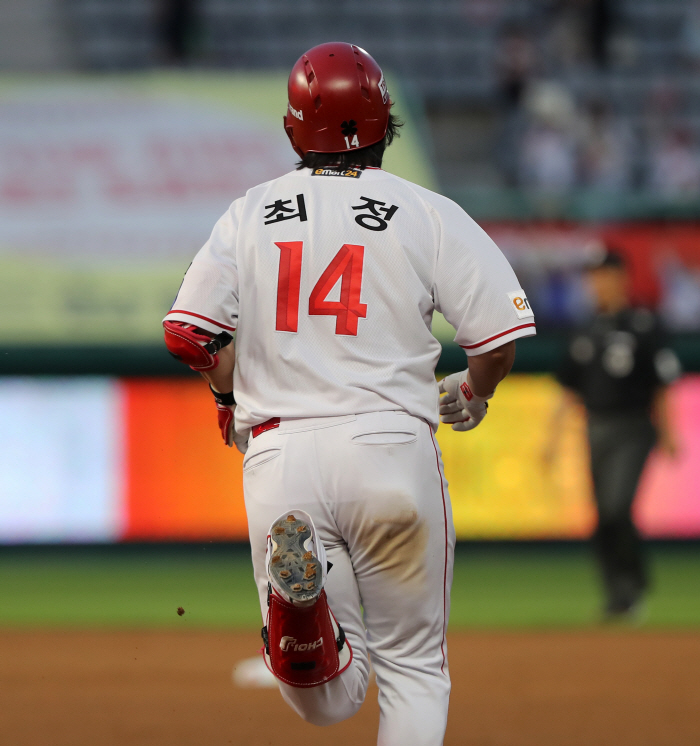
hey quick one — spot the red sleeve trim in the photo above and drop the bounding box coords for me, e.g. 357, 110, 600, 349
166, 310, 236, 332
460, 323, 536, 350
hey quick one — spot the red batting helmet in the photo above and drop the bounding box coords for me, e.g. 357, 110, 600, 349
283, 42, 391, 157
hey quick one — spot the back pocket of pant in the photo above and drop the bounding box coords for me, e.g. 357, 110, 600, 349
351, 430, 417, 446
243, 448, 281, 471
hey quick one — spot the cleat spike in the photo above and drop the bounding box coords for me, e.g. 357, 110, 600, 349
303, 551, 313, 560
279, 570, 291, 579
273, 526, 285, 535
286, 515, 296, 522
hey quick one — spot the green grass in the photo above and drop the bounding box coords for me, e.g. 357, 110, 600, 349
451, 544, 700, 627
0, 544, 260, 629
1, 543, 699, 629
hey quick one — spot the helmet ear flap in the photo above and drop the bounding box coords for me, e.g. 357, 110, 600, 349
283, 115, 305, 158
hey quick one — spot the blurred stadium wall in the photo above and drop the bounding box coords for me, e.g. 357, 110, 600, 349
1, 0, 699, 544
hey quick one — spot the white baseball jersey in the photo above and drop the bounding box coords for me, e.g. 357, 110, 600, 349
164, 167, 536, 431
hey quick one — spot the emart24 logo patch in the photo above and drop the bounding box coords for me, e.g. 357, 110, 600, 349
507, 291, 534, 319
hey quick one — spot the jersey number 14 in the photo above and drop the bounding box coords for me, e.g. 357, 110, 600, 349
275, 241, 367, 336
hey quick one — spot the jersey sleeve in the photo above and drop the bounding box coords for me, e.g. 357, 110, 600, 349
432, 199, 536, 354
163, 201, 241, 335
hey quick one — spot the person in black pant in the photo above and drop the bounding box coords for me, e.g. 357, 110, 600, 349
545, 247, 681, 620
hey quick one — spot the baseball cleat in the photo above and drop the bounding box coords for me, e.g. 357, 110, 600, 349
266, 510, 327, 605
262, 509, 352, 687
262, 588, 352, 688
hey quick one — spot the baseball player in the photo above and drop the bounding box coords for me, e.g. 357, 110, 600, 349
163, 42, 536, 745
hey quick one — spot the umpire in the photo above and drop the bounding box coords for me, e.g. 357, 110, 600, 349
546, 247, 681, 620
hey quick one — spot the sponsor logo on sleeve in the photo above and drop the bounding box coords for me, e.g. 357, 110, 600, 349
507, 291, 534, 320
311, 167, 362, 178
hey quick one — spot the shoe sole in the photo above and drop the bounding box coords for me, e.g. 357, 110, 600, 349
269, 514, 323, 604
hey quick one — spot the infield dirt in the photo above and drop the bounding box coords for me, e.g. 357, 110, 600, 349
3, 630, 699, 745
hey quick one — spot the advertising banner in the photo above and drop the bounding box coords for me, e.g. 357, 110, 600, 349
1, 375, 698, 542
0, 73, 435, 346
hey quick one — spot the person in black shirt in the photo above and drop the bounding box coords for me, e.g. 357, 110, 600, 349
545, 248, 681, 620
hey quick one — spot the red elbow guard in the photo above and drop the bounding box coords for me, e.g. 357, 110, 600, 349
163, 320, 232, 371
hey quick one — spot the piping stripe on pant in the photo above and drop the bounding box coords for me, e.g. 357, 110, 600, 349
429, 424, 449, 676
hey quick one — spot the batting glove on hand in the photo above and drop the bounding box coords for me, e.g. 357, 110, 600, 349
210, 386, 249, 454
438, 370, 492, 432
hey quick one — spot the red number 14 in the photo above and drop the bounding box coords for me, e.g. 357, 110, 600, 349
275, 242, 367, 336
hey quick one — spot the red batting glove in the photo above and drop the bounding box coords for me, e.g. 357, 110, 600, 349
209, 386, 249, 454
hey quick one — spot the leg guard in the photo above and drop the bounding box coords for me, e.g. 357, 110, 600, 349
261, 510, 351, 687
262, 588, 352, 688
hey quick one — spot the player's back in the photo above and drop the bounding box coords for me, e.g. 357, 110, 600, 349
168, 166, 534, 430
234, 166, 442, 429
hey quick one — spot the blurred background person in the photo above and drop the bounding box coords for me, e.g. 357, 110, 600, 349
496, 21, 538, 111
659, 253, 700, 332
495, 21, 539, 185
518, 80, 579, 191
647, 126, 700, 197
579, 99, 635, 190
682, 0, 700, 70
544, 0, 614, 71
544, 247, 682, 621
156, 0, 200, 66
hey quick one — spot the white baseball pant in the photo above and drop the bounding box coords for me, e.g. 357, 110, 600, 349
242, 410, 455, 746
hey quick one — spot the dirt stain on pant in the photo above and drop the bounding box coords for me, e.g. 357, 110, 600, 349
355, 501, 428, 589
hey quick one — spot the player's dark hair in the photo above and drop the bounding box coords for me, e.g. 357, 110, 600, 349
296, 113, 403, 170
